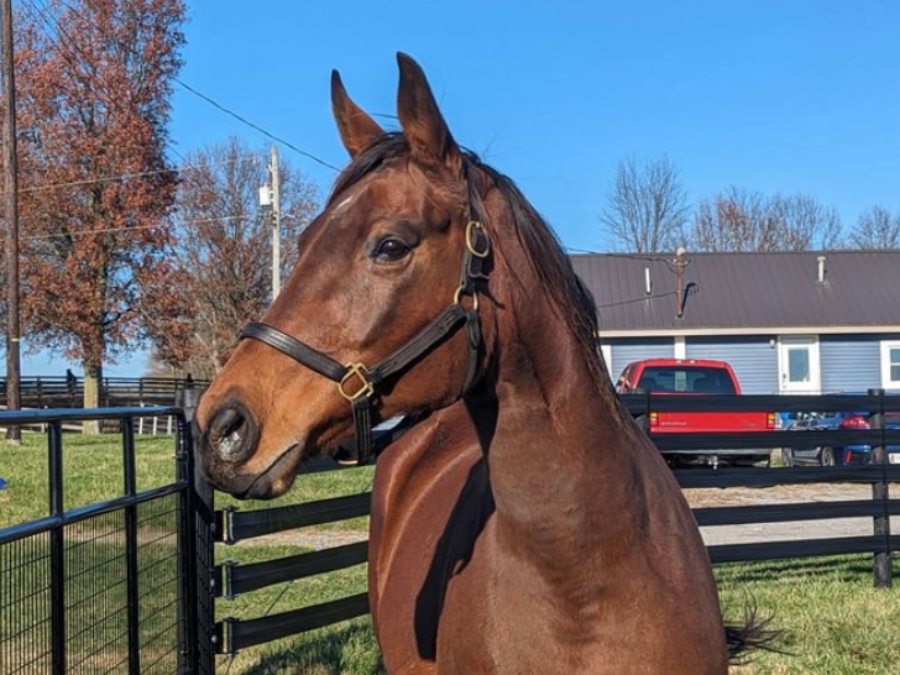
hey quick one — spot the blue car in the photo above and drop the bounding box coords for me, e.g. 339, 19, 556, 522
783, 407, 900, 467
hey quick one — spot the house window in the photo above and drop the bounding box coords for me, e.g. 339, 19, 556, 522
788, 349, 810, 383
882, 341, 900, 389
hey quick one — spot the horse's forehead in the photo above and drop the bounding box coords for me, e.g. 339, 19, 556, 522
337, 163, 462, 220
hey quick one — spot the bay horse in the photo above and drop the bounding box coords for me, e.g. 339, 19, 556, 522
195, 54, 765, 673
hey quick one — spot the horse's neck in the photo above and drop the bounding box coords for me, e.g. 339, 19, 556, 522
370, 405, 484, 553
485, 307, 652, 554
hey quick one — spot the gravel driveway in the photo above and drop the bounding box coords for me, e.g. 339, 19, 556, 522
684, 483, 899, 547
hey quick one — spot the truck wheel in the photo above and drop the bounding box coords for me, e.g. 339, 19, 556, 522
820, 447, 836, 467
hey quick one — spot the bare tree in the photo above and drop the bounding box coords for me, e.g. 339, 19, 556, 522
691, 187, 775, 252
600, 155, 689, 253
145, 137, 320, 378
770, 193, 843, 250
691, 187, 843, 252
847, 206, 900, 250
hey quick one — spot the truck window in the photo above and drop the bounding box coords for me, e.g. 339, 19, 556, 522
637, 366, 736, 395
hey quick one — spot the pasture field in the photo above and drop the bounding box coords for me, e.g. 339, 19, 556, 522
2, 433, 899, 673
0, 431, 374, 530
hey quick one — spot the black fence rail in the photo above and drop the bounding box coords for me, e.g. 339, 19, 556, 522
0, 407, 215, 675
213, 494, 372, 655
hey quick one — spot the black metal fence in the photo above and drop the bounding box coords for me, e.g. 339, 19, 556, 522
3, 393, 899, 669
213, 494, 371, 655
630, 390, 900, 586
0, 408, 214, 675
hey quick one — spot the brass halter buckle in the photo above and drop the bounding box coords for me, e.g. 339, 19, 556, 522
465, 221, 490, 258
339, 363, 375, 402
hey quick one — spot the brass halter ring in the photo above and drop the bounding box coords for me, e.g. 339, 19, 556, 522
454, 284, 479, 311
466, 221, 491, 258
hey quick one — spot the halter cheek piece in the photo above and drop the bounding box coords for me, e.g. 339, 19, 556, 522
238, 220, 491, 466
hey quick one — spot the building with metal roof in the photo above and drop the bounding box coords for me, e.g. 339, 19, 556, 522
570, 251, 900, 394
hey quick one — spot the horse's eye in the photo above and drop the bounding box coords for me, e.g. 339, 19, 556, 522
373, 237, 411, 261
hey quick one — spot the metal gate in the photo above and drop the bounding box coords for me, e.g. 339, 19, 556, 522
0, 407, 214, 675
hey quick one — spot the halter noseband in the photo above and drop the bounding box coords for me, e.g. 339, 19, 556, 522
238, 218, 490, 466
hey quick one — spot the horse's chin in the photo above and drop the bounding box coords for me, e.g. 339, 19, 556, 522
203, 442, 305, 500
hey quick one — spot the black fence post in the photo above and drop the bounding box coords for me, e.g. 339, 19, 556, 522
635, 390, 651, 435
48, 421, 66, 675
121, 418, 142, 675
177, 413, 216, 675
868, 388, 892, 589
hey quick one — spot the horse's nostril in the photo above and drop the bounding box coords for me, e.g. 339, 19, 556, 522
209, 404, 254, 462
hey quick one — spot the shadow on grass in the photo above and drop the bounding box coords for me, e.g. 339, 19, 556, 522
238, 620, 385, 675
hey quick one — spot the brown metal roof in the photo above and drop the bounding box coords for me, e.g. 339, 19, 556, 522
569, 251, 900, 333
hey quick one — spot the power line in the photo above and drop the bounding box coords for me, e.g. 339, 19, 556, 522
173, 79, 341, 172
0, 214, 254, 243
595, 290, 677, 310
20, 167, 177, 194
19, 154, 248, 194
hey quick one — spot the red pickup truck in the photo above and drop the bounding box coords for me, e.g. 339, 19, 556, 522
615, 358, 776, 466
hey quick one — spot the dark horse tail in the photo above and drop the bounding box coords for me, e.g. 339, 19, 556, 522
725, 610, 783, 664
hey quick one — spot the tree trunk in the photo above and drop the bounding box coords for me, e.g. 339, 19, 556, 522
82, 362, 103, 434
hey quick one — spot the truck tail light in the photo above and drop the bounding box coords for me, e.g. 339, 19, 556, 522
649, 411, 659, 428
839, 416, 869, 430
844, 448, 853, 464
766, 413, 777, 430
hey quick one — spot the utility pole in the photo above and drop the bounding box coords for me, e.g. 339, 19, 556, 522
674, 246, 686, 319
2, 0, 21, 444
270, 145, 281, 298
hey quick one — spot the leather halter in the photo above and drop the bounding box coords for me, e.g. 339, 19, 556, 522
238, 219, 491, 466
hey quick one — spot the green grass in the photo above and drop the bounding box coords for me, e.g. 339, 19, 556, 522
4, 434, 900, 673
218, 553, 900, 675
0, 433, 179, 528
0, 433, 374, 531
718, 556, 900, 675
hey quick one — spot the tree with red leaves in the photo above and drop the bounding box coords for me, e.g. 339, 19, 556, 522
4, 0, 185, 426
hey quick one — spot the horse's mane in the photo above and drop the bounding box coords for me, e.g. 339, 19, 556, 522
329, 133, 606, 389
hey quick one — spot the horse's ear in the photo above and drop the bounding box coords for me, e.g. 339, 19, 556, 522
331, 70, 385, 158
396, 53, 461, 170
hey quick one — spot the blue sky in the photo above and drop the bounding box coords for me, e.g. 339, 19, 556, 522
15, 0, 900, 377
